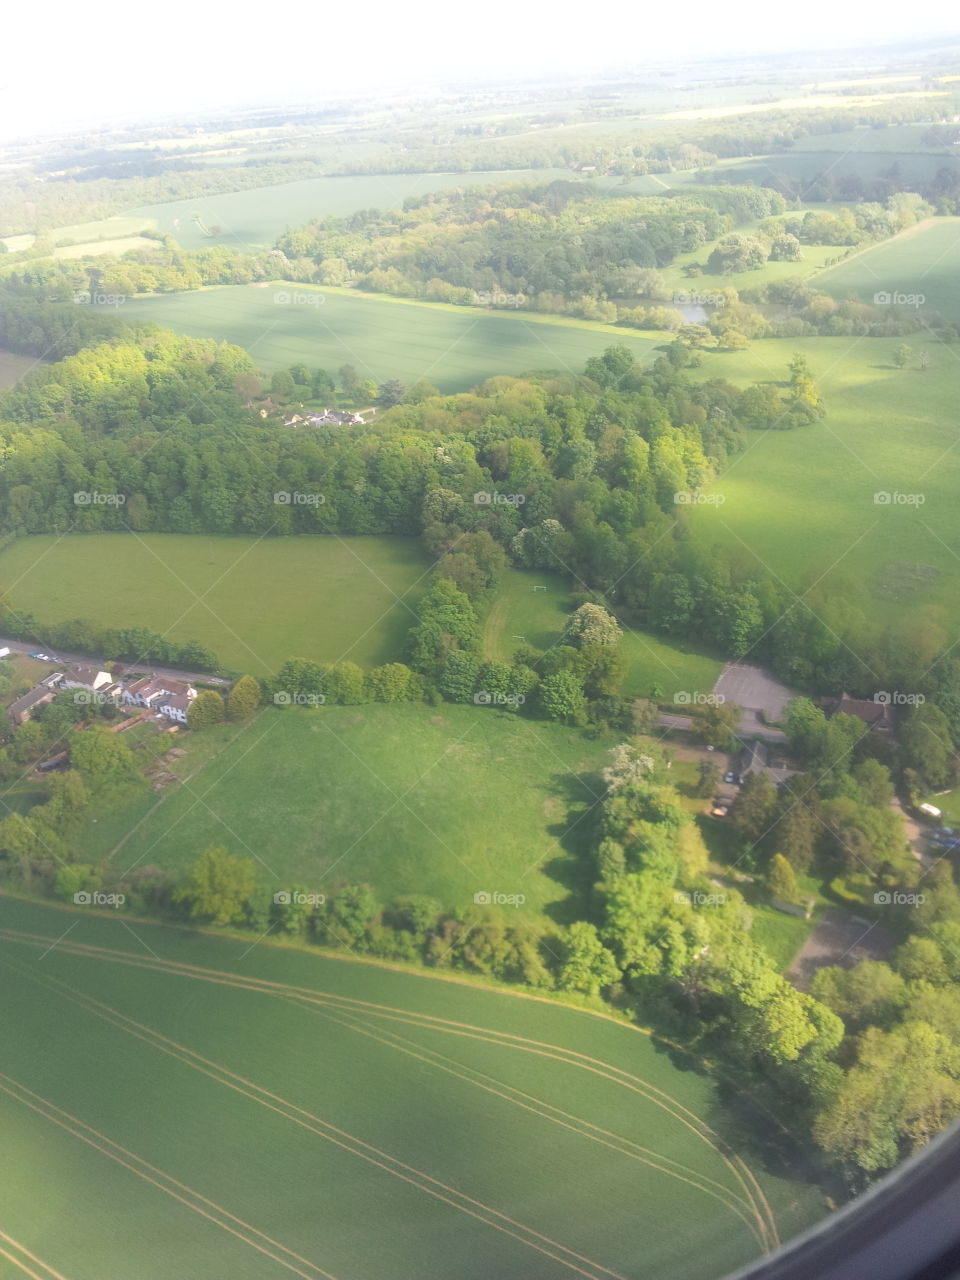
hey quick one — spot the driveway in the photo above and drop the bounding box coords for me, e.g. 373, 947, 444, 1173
787, 908, 894, 991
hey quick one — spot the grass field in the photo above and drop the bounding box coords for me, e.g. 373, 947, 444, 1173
120, 284, 666, 389
79, 703, 616, 921
0, 894, 827, 1280
818, 217, 960, 323
126, 169, 577, 251
0, 534, 430, 677
0, 348, 41, 389
484, 569, 723, 699
686, 336, 960, 640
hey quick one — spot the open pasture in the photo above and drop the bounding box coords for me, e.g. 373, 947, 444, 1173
687, 336, 960, 638
119, 284, 665, 390
0, 894, 827, 1280
0, 534, 429, 677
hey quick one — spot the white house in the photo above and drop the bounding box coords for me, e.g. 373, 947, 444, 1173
123, 676, 197, 722
58, 664, 113, 693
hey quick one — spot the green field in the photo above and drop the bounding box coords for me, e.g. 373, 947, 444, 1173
818, 218, 960, 323
485, 569, 723, 699
686, 336, 960, 640
81, 703, 615, 920
0, 894, 827, 1280
0, 348, 40, 389
0, 534, 430, 677
120, 284, 665, 389
126, 169, 577, 251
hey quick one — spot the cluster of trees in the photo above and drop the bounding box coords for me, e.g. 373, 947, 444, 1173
275, 183, 786, 306
0, 599, 220, 673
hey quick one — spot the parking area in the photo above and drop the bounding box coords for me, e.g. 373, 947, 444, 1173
713, 662, 797, 728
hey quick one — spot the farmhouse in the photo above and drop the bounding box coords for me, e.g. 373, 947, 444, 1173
824, 692, 894, 733
122, 676, 197, 722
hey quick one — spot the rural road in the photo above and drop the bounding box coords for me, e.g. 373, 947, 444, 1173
0, 637, 231, 688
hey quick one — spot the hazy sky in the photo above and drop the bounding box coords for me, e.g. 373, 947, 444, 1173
2, 0, 958, 140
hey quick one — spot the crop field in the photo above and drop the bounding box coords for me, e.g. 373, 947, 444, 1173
119, 285, 665, 390
688, 149, 960, 195
686, 336, 960, 640
125, 169, 576, 251
0, 894, 826, 1280
484, 570, 723, 700
0, 534, 430, 676
77, 703, 616, 919
817, 217, 960, 323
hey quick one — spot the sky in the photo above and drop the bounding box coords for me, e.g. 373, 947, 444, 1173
1, 0, 959, 141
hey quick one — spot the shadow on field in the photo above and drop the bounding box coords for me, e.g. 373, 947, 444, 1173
540, 768, 606, 926
642, 1033, 830, 1193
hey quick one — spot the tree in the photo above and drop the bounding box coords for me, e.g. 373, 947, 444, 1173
698, 700, 740, 750
731, 771, 779, 847
811, 961, 907, 1029
540, 671, 586, 722
227, 675, 261, 721
767, 853, 799, 903
69, 726, 144, 809
378, 379, 406, 408
894, 344, 913, 369
558, 922, 620, 995
176, 845, 257, 926
188, 689, 226, 730
563, 603, 622, 648
270, 370, 295, 400
696, 757, 721, 798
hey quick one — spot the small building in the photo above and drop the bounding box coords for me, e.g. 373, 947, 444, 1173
8, 683, 57, 725
157, 693, 192, 724
825, 692, 894, 732
58, 664, 113, 693
735, 740, 768, 779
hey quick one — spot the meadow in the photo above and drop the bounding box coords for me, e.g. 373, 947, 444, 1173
0, 348, 41, 389
0, 534, 430, 676
686, 336, 960, 639
119, 284, 666, 389
484, 569, 723, 700
126, 169, 576, 251
0, 894, 827, 1280
817, 217, 960, 323
79, 702, 615, 920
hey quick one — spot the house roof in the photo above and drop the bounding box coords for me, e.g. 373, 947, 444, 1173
160, 694, 192, 713
61, 664, 109, 686
8, 686, 56, 717
831, 693, 894, 729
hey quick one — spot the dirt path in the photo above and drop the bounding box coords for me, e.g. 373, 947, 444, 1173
787, 908, 894, 991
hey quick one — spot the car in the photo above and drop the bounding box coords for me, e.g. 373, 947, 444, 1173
29, 652, 54, 662
724, 771, 735, 783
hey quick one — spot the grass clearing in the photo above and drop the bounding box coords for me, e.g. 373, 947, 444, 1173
81, 702, 615, 922
0, 534, 430, 676
685, 336, 960, 638
0, 894, 826, 1280
485, 569, 723, 699
119, 283, 666, 389
0, 347, 43, 388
